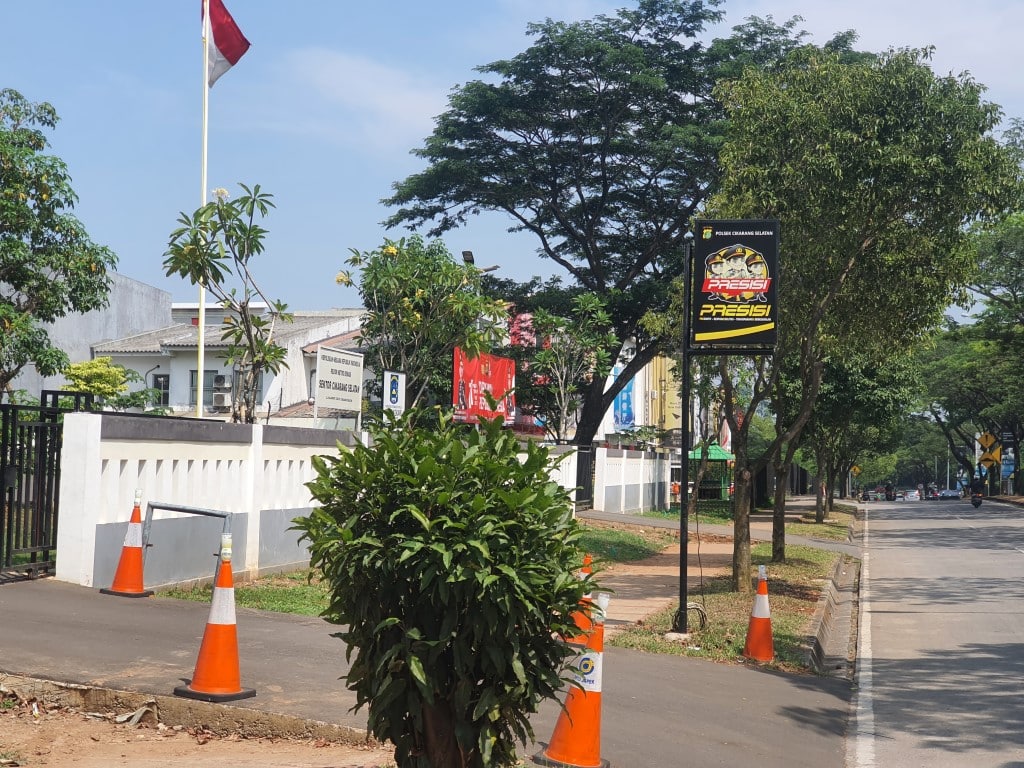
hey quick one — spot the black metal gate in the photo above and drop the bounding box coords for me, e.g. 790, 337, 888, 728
0, 390, 95, 580
574, 444, 595, 512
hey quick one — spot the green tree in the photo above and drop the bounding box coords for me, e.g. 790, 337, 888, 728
295, 410, 596, 768
916, 323, 988, 482
918, 319, 1023, 491
710, 47, 1022, 590
971, 212, 1024, 324
62, 356, 130, 400
164, 184, 292, 424
340, 236, 507, 413
0, 89, 117, 396
518, 294, 618, 443
803, 355, 917, 519
385, 1, 736, 445
61, 356, 164, 412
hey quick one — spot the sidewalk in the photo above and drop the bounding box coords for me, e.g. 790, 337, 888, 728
580, 496, 860, 665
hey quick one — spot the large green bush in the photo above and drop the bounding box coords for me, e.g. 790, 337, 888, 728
295, 410, 595, 768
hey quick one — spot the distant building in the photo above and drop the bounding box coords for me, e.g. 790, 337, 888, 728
10, 273, 173, 399
94, 305, 365, 417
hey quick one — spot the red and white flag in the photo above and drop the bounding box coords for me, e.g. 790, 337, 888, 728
204, 0, 250, 87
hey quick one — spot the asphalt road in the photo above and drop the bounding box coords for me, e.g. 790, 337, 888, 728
849, 497, 1024, 767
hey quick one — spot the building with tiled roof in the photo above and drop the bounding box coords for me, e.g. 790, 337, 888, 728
93, 305, 366, 418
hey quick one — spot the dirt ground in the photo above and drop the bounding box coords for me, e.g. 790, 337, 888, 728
0, 700, 395, 768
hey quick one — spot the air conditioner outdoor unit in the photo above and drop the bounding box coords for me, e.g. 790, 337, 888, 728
212, 392, 231, 408
213, 374, 228, 389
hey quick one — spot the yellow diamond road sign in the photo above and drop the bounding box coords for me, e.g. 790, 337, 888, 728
978, 432, 997, 450
980, 445, 1002, 469
851, 465, 861, 476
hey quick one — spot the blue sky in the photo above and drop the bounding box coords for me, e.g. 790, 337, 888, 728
3, 1, 1022, 311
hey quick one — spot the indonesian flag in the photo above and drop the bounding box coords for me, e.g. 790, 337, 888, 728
204, 0, 250, 87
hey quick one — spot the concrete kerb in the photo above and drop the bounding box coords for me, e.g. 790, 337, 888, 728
804, 504, 862, 679
805, 555, 859, 679
0, 672, 378, 745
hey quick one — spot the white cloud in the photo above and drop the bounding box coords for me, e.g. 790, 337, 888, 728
269, 47, 450, 153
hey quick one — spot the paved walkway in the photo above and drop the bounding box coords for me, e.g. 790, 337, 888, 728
580, 497, 860, 639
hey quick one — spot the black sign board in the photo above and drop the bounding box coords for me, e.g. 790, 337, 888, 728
691, 220, 779, 348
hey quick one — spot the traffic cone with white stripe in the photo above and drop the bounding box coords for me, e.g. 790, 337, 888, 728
580, 553, 593, 577
533, 592, 611, 768
174, 534, 255, 702
100, 489, 153, 598
742, 565, 774, 662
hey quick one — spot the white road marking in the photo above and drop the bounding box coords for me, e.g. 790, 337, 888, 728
850, 510, 875, 768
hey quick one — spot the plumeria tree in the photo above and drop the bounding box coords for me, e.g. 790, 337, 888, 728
164, 183, 291, 423
338, 236, 506, 414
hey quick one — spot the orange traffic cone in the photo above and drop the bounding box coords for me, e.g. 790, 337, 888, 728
534, 593, 611, 768
174, 535, 255, 702
742, 565, 774, 662
100, 490, 153, 598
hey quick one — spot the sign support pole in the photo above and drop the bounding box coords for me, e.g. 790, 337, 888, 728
672, 220, 780, 635
674, 239, 693, 634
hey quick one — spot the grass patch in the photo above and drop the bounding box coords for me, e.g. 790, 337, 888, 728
646, 503, 856, 544
164, 523, 674, 614
164, 570, 329, 615
163, 519, 849, 675
642, 499, 732, 527
609, 543, 846, 674
578, 522, 676, 566
787, 510, 854, 541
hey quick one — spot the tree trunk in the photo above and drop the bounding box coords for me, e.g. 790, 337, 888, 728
815, 478, 825, 524
573, 380, 607, 446
771, 465, 789, 563
421, 702, 465, 768
826, 467, 838, 515
731, 464, 753, 594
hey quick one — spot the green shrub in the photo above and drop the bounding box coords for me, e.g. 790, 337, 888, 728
294, 409, 596, 768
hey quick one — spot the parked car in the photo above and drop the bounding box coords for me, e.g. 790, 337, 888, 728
938, 488, 961, 500
903, 489, 919, 501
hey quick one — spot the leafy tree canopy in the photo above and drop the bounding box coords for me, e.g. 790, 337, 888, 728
709, 45, 1022, 587
385, 1, 823, 443
0, 88, 117, 395
340, 236, 507, 413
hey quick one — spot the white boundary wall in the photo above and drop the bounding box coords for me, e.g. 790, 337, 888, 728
54, 415, 668, 589
593, 447, 672, 514
56, 413, 355, 589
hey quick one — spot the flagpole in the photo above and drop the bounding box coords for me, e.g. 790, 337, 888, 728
197, 0, 211, 418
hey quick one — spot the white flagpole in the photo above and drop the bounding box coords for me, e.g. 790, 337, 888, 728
197, 0, 211, 418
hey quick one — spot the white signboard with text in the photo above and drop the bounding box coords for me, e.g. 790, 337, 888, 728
315, 346, 364, 414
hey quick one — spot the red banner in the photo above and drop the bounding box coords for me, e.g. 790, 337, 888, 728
453, 348, 515, 425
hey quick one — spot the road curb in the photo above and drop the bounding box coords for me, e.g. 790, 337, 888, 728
0, 672, 378, 745
806, 555, 859, 679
